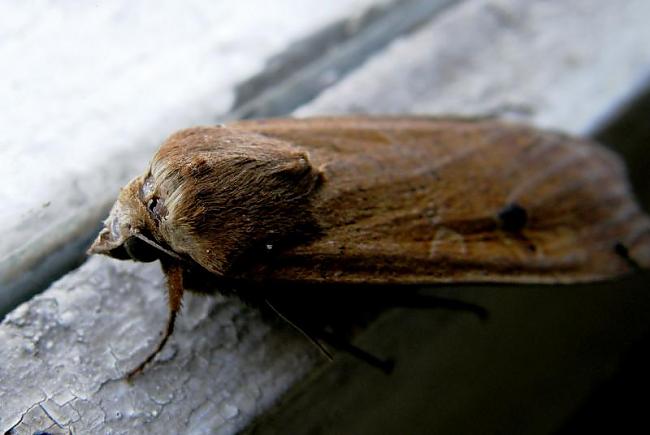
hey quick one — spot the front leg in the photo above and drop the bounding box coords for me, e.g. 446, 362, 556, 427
128, 260, 185, 380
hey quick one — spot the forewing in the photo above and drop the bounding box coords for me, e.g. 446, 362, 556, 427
231, 117, 650, 284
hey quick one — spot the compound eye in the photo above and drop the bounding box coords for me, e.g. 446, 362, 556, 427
147, 197, 166, 223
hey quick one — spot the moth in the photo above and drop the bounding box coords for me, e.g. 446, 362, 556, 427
89, 116, 650, 377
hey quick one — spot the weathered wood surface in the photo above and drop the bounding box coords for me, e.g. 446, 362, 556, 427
2, 0, 650, 434
1, 257, 318, 434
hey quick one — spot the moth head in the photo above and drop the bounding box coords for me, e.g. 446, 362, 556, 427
88, 176, 176, 263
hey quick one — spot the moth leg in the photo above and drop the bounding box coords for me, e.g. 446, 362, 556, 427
128, 261, 184, 380
265, 299, 333, 360
390, 292, 488, 321
317, 330, 395, 374
317, 293, 486, 373
265, 298, 393, 374
614, 242, 642, 271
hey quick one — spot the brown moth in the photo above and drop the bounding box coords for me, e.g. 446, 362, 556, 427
89, 116, 650, 376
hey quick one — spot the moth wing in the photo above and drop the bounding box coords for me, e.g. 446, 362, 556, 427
230, 117, 650, 284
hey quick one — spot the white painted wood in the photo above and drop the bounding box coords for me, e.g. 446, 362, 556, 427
1, 257, 317, 434
299, 0, 650, 137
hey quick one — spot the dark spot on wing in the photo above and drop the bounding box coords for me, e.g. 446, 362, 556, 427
498, 202, 528, 233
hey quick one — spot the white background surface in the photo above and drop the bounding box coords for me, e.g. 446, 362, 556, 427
0, 0, 382, 262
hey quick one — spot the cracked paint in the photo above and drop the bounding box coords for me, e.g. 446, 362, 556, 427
0, 256, 316, 433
